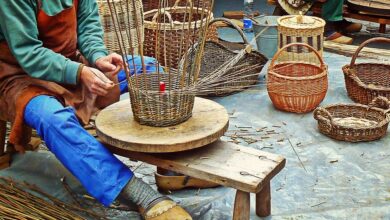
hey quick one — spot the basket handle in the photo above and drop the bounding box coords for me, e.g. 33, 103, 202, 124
152, 9, 174, 27
173, 0, 193, 8
269, 43, 325, 70
350, 37, 390, 66
314, 107, 333, 125
369, 96, 390, 112
207, 17, 250, 45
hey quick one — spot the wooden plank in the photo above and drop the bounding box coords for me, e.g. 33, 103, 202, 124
233, 190, 250, 220
324, 41, 390, 61
0, 121, 6, 155
105, 140, 286, 193
96, 97, 229, 153
223, 11, 260, 20
256, 182, 271, 217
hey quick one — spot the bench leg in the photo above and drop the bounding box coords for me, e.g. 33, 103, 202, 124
379, 24, 386, 34
256, 182, 271, 217
0, 121, 10, 170
233, 190, 250, 220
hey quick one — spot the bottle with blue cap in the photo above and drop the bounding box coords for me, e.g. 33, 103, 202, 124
243, 0, 254, 33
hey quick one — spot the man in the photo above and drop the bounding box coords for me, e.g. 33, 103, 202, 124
0, 0, 191, 219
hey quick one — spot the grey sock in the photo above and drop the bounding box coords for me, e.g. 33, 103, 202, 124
119, 176, 165, 209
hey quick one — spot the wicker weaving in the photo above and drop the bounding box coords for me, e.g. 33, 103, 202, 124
142, 0, 211, 12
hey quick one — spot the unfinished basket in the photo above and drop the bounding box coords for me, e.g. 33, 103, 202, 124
197, 18, 267, 96
143, 0, 213, 68
314, 96, 390, 142
142, 0, 211, 12
97, 0, 144, 54
267, 43, 328, 113
342, 37, 390, 105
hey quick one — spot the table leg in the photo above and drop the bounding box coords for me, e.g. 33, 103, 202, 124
379, 24, 386, 34
0, 121, 6, 155
233, 190, 250, 220
256, 182, 271, 217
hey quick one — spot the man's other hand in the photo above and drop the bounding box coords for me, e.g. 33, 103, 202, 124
80, 66, 114, 96
95, 53, 123, 73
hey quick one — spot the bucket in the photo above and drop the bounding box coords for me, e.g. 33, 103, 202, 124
253, 16, 279, 59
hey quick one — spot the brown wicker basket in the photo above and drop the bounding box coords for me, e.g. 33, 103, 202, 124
128, 69, 195, 127
267, 43, 328, 113
143, 0, 213, 68
197, 18, 268, 96
342, 37, 390, 105
314, 96, 390, 142
97, 0, 144, 54
142, 0, 211, 12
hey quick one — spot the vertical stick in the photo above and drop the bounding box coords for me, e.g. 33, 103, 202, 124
233, 190, 250, 220
0, 121, 6, 155
256, 182, 271, 217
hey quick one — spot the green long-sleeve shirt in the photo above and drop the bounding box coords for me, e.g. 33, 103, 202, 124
0, 0, 108, 85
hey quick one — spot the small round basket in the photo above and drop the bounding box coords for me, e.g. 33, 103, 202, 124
128, 69, 195, 127
314, 97, 390, 142
342, 37, 390, 105
267, 43, 328, 113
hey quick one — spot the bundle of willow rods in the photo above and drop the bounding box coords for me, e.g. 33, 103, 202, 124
0, 177, 106, 220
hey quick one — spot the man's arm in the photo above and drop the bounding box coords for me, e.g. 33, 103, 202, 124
0, 0, 81, 85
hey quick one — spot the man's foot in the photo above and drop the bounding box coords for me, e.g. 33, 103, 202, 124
142, 199, 192, 220
325, 31, 353, 44
335, 19, 363, 33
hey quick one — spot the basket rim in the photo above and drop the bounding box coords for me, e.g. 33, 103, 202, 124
268, 61, 328, 81
342, 63, 390, 92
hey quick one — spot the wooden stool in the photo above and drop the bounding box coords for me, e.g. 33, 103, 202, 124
105, 140, 285, 219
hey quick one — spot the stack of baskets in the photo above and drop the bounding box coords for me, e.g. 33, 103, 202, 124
97, 0, 144, 54
342, 37, 390, 105
267, 43, 328, 113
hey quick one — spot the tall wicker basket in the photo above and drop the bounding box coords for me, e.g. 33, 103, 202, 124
143, 0, 213, 68
267, 43, 328, 113
342, 37, 390, 105
97, 0, 144, 54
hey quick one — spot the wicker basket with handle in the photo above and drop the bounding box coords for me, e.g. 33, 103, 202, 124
97, 0, 144, 54
342, 37, 390, 105
143, 0, 213, 68
314, 96, 390, 142
267, 43, 328, 113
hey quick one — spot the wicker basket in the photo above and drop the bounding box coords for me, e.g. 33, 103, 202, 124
314, 96, 390, 142
97, 0, 144, 54
142, 0, 211, 12
277, 15, 325, 64
128, 69, 195, 127
143, 0, 213, 68
342, 37, 390, 105
197, 18, 268, 96
267, 43, 328, 113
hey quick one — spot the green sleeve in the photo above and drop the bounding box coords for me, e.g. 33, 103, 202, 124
0, 0, 80, 85
77, 0, 109, 66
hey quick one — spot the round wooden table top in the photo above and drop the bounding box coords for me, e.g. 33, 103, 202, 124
95, 97, 229, 153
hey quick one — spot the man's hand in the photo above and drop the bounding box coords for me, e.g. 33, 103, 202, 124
80, 66, 114, 96
95, 53, 123, 72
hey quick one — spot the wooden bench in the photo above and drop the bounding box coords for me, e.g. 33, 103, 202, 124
105, 140, 286, 219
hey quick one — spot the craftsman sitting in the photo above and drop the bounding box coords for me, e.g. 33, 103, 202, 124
316, 0, 362, 44
0, 0, 191, 219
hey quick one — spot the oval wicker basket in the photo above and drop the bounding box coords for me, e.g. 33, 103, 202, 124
97, 0, 144, 54
128, 69, 195, 127
314, 96, 390, 142
342, 37, 390, 105
143, 0, 213, 68
267, 43, 328, 113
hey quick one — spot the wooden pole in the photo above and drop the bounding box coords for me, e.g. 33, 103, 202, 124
256, 182, 271, 217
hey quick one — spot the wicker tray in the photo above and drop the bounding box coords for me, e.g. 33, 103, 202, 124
198, 18, 268, 96
342, 37, 390, 105
267, 43, 328, 113
314, 96, 390, 142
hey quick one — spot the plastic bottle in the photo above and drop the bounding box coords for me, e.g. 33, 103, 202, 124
243, 0, 254, 33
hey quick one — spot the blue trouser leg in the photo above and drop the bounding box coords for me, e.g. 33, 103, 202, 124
24, 95, 133, 206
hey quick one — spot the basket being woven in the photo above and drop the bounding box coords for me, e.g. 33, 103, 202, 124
197, 18, 268, 96
342, 37, 390, 105
143, 0, 213, 68
314, 96, 390, 142
142, 0, 211, 12
267, 43, 328, 113
97, 0, 144, 54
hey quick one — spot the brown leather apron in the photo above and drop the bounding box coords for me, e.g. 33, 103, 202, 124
0, 0, 119, 151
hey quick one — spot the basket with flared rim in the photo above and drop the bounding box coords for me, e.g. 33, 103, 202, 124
267, 43, 328, 113
97, 0, 144, 54
314, 96, 390, 142
143, 0, 214, 68
342, 37, 390, 105
127, 67, 195, 127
